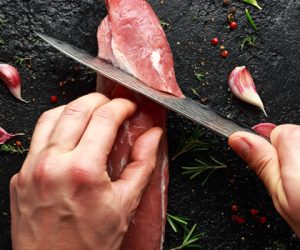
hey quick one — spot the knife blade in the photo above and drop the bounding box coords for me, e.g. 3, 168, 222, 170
35, 32, 254, 138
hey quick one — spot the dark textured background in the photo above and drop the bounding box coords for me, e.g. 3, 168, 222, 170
1, 0, 300, 249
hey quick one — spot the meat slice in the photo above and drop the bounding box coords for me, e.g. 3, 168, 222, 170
98, 0, 183, 98
97, 0, 183, 249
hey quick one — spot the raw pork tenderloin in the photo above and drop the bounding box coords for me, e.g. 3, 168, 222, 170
97, 0, 183, 249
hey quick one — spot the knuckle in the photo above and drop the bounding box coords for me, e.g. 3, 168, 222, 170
15, 171, 27, 188
272, 124, 300, 142
10, 174, 19, 189
93, 106, 115, 124
68, 167, 97, 186
32, 153, 57, 186
67, 157, 98, 186
32, 164, 52, 186
64, 101, 89, 118
9, 174, 20, 199
142, 159, 156, 173
38, 110, 56, 124
250, 154, 273, 178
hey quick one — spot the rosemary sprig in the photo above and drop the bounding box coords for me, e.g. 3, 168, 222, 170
192, 15, 199, 21
167, 214, 204, 249
240, 35, 256, 50
172, 128, 224, 184
0, 144, 28, 154
33, 40, 40, 46
172, 224, 203, 249
160, 20, 170, 28
181, 157, 226, 180
243, 0, 262, 10
172, 127, 216, 161
167, 213, 189, 233
195, 72, 205, 82
15, 56, 32, 65
191, 88, 200, 97
245, 9, 257, 31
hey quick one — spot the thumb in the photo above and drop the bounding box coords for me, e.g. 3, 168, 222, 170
115, 127, 163, 205
228, 132, 280, 195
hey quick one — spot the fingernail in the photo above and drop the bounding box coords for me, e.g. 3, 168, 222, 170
230, 136, 251, 160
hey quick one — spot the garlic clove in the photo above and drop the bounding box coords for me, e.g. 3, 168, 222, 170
0, 127, 24, 144
228, 66, 267, 116
252, 123, 276, 138
0, 64, 29, 103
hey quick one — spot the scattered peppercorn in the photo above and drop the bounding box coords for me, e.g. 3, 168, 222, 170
200, 97, 209, 104
228, 6, 236, 15
250, 209, 259, 216
237, 217, 246, 224
223, 0, 231, 5
221, 50, 229, 58
231, 204, 238, 212
259, 216, 267, 224
15, 140, 22, 147
231, 215, 245, 224
229, 21, 238, 30
211, 37, 219, 46
50, 95, 58, 104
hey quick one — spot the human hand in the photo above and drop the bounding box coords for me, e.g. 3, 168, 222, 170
229, 125, 300, 237
10, 93, 163, 250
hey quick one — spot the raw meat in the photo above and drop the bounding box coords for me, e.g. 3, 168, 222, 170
98, 0, 183, 98
97, 0, 183, 249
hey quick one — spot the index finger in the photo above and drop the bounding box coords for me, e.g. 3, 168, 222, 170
29, 105, 66, 154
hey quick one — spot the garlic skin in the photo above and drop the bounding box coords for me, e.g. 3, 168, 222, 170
0, 64, 28, 103
0, 127, 24, 144
228, 66, 267, 116
252, 123, 276, 138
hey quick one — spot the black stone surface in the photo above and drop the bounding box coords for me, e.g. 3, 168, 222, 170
1, 0, 300, 249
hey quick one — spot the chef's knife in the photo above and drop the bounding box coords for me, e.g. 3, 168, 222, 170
35, 32, 254, 138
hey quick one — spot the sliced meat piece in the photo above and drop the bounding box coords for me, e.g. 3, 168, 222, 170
99, 0, 183, 98
97, 0, 183, 249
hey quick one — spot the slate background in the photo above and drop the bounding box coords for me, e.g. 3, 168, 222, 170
1, 0, 300, 249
